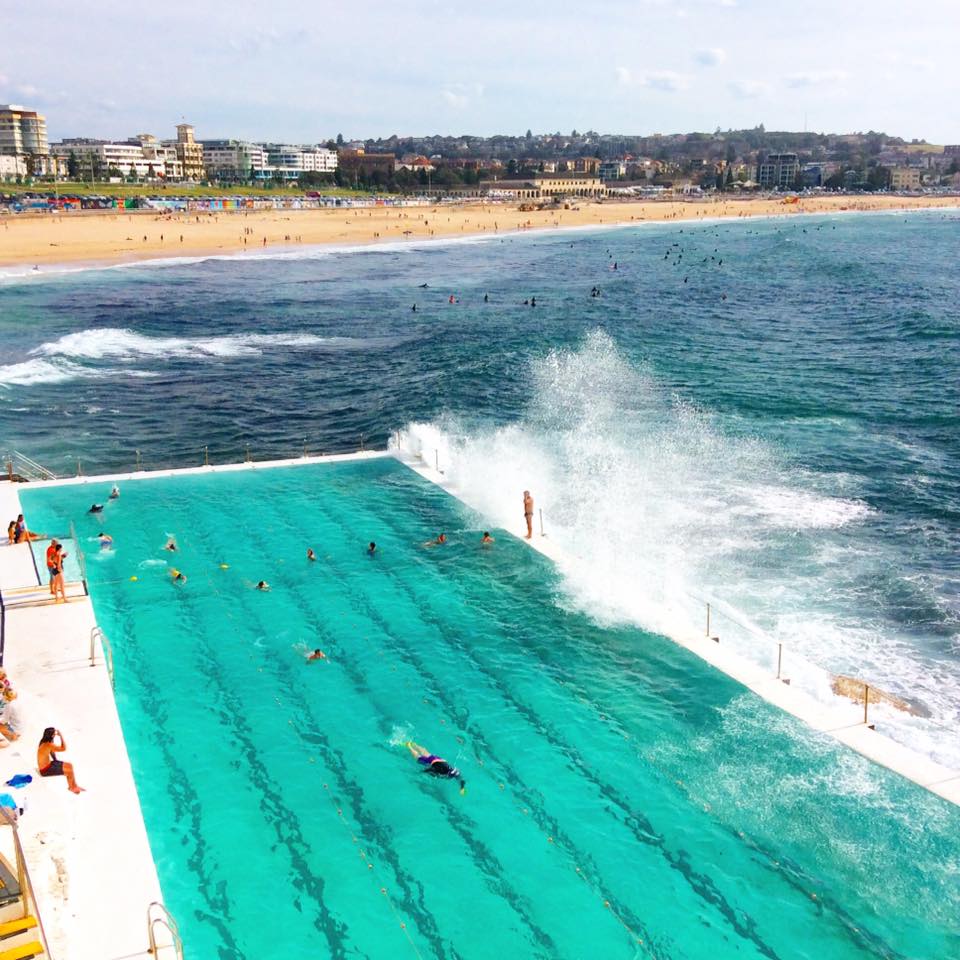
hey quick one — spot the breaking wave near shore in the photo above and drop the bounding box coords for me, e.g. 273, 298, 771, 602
0, 327, 376, 387
400, 331, 960, 768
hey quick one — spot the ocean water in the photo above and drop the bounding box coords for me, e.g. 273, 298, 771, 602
1, 210, 958, 769
20, 460, 960, 960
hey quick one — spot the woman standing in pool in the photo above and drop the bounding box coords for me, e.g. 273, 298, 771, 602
38, 728, 84, 793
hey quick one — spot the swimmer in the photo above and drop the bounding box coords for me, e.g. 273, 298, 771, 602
481, 531, 494, 544
306, 649, 326, 661
88, 504, 104, 514
424, 533, 447, 547
256, 580, 270, 591
406, 741, 465, 794
367, 542, 377, 556
164, 538, 177, 552
109, 484, 120, 500
170, 568, 187, 584
307, 548, 316, 561
97, 532, 113, 550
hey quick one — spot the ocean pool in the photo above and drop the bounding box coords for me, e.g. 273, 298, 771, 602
21, 457, 960, 960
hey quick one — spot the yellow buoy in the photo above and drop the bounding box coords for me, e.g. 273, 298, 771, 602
129, 576, 138, 582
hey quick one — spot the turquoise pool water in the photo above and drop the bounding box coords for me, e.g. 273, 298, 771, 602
21, 458, 960, 960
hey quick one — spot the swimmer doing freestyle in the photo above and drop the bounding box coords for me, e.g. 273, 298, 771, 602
406, 741, 466, 794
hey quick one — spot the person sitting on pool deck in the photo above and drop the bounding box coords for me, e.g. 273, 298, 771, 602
38, 728, 84, 794
406, 741, 466, 794
307, 548, 317, 562
13, 514, 42, 543
6, 520, 16, 544
306, 649, 326, 661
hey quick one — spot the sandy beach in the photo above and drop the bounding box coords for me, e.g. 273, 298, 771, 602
0, 194, 955, 269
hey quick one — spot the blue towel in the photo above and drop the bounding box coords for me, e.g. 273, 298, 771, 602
5, 774, 32, 788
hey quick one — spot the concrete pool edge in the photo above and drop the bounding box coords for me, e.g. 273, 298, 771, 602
4, 442, 958, 957
0, 479, 168, 960
394, 451, 960, 810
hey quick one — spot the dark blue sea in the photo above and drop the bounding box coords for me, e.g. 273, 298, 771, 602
2, 209, 958, 763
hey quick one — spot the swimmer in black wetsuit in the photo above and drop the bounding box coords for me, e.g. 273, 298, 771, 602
406, 741, 465, 794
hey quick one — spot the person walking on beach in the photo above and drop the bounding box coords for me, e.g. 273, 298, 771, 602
38, 728, 84, 793
523, 491, 534, 539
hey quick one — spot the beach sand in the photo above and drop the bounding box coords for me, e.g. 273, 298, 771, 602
0, 194, 955, 269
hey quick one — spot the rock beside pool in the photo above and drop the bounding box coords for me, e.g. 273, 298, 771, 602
831, 674, 929, 717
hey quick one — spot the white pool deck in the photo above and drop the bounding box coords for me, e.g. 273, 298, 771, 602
1, 449, 958, 958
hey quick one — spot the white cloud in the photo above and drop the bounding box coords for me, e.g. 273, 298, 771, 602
441, 89, 468, 109
694, 47, 726, 67
616, 68, 691, 92
728, 79, 773, 99
440, 82, 483, 110
784, 70, 849, 88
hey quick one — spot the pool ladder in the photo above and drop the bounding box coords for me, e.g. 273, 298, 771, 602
147, 902, 183, 959
89, 627, 114, 688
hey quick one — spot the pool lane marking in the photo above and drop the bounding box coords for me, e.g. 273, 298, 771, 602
310, 473, 892, 959
295, 492, 668, 958
195, 499, 468, 960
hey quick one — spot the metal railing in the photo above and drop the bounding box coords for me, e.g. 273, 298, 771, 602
69, 521, 89, 597
3, 451, 58, 482
90, 626, 114, 687
147, 901, 184, 959
0, 807, 54, 960
0, 590, 5, 669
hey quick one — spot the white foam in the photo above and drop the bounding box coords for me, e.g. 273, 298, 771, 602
398, 330, 960, 767
30, 328, 361, 362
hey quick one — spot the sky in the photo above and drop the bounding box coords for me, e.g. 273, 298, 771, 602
3, 0, 958, 145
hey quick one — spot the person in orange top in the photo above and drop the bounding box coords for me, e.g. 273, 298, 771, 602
37, 728, 84, 793
45, 539, 59, 596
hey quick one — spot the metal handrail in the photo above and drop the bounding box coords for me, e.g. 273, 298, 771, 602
0, 590, 5, 668
6, 450, 58, 481
90, 627, 114, 687
0, 807, 54, 959
69, 521, 89, 596
147, 901, 183, 959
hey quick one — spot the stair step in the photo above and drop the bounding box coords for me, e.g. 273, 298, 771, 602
0, 940, 43, 960
0, 917, 36, 940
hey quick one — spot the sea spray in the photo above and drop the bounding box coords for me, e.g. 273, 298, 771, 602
400, 330, 960, 768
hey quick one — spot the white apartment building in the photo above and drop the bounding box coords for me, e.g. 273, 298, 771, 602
200, 140, 270, 180
265, 144, 338, 180
51, 138, 179, 179
0, 104, 49, 157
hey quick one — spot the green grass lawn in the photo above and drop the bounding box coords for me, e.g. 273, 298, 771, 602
2, 181, 371, 198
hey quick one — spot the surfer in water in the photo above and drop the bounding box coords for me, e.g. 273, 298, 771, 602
406, 741, 465, 794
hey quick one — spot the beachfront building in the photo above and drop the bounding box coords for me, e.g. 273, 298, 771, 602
0, 154, 27, 181
51, 138, 179, 180
163, 123, 205, 180
265, 144, 338, 180
0, 104, 49, 158
890, 166, 922, 190
338, 148, 396, 183
756, 153, 800, 190
479, 173, 606, 200
599, 160, 627, 181
201, 140, 271, 181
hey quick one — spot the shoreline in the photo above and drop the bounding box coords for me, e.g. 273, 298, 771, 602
1, 194, 956, 272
